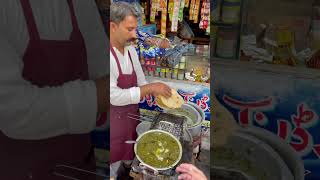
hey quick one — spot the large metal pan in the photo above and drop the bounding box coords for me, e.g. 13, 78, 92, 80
133, 129, 183, 174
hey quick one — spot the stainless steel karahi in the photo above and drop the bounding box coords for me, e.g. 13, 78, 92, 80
133, 129, 183, 174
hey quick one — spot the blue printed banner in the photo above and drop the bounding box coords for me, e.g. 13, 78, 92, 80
214, 65, 320, 180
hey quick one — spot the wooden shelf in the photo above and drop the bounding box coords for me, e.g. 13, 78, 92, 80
213, 59, 320, 79
212, 21, 240, 28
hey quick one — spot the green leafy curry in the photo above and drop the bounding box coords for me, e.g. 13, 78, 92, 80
136, 131, 181, 168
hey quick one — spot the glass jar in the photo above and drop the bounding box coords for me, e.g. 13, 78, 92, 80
145, 58, 151, 66
165, 68, 171, 79
178, 69, 185, 80
154, 67, 161, 77
172, 69, 178, 79
149, 70, 154, 76
151, 58, 156, 66
216, 28, 237, 58
179, 57, 186, 69
160, 68, 166, 78
174, 63, 180, 69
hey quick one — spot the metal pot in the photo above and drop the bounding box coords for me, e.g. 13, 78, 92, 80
186, 102, 204, 137
213, 127, 304, 180
133, 129, 183, 173
136, 121, 152, 136
165, 102, 204, 137
238, 127, 305, 180
211, 166, 252, 180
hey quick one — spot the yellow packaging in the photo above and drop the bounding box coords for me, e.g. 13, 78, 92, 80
168, 0, 174, 21
185, 0, 190, 7
189, 0, 195, 20
159, 0, 167, 35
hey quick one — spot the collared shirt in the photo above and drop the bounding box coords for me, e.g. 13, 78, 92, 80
110, 46, 147, 106
0, 0, 108, 139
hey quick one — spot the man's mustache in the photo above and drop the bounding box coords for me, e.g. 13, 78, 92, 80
128, 38, 137, 42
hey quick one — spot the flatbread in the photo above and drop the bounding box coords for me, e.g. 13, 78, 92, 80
157, 89, 184, 109
156, 96, 169, 109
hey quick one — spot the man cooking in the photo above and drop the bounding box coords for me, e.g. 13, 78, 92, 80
0, 0, 108, 179
110, 1, 172, 163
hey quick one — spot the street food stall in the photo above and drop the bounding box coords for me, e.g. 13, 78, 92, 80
107, 0, 211, 179
212, 0, 320, 179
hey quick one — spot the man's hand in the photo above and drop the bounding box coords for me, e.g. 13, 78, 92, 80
146, 38, 170, 49
176, 163, 207, 180
158, 39, 170, 49
95, 76, 108, 113
150, 82, 172, 97
140, 82, 172, 99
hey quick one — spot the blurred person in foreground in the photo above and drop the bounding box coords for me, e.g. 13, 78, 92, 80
0, 0, 108, 179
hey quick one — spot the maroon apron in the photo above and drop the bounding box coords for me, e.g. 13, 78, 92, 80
110, 46, 139, 163
0, 0, 96, 179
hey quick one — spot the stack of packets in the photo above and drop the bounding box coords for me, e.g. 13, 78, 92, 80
178, 0, 185, 22
168, 0, 174, 21
170, 0, 186, 32
163, 43, 195, 67
150, 0, 167, 35
160, 0, 168, 35
150, 0, 159, 23
171, 0, 180, 32
136, 30, 168, 58
151, 0, 187, 35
